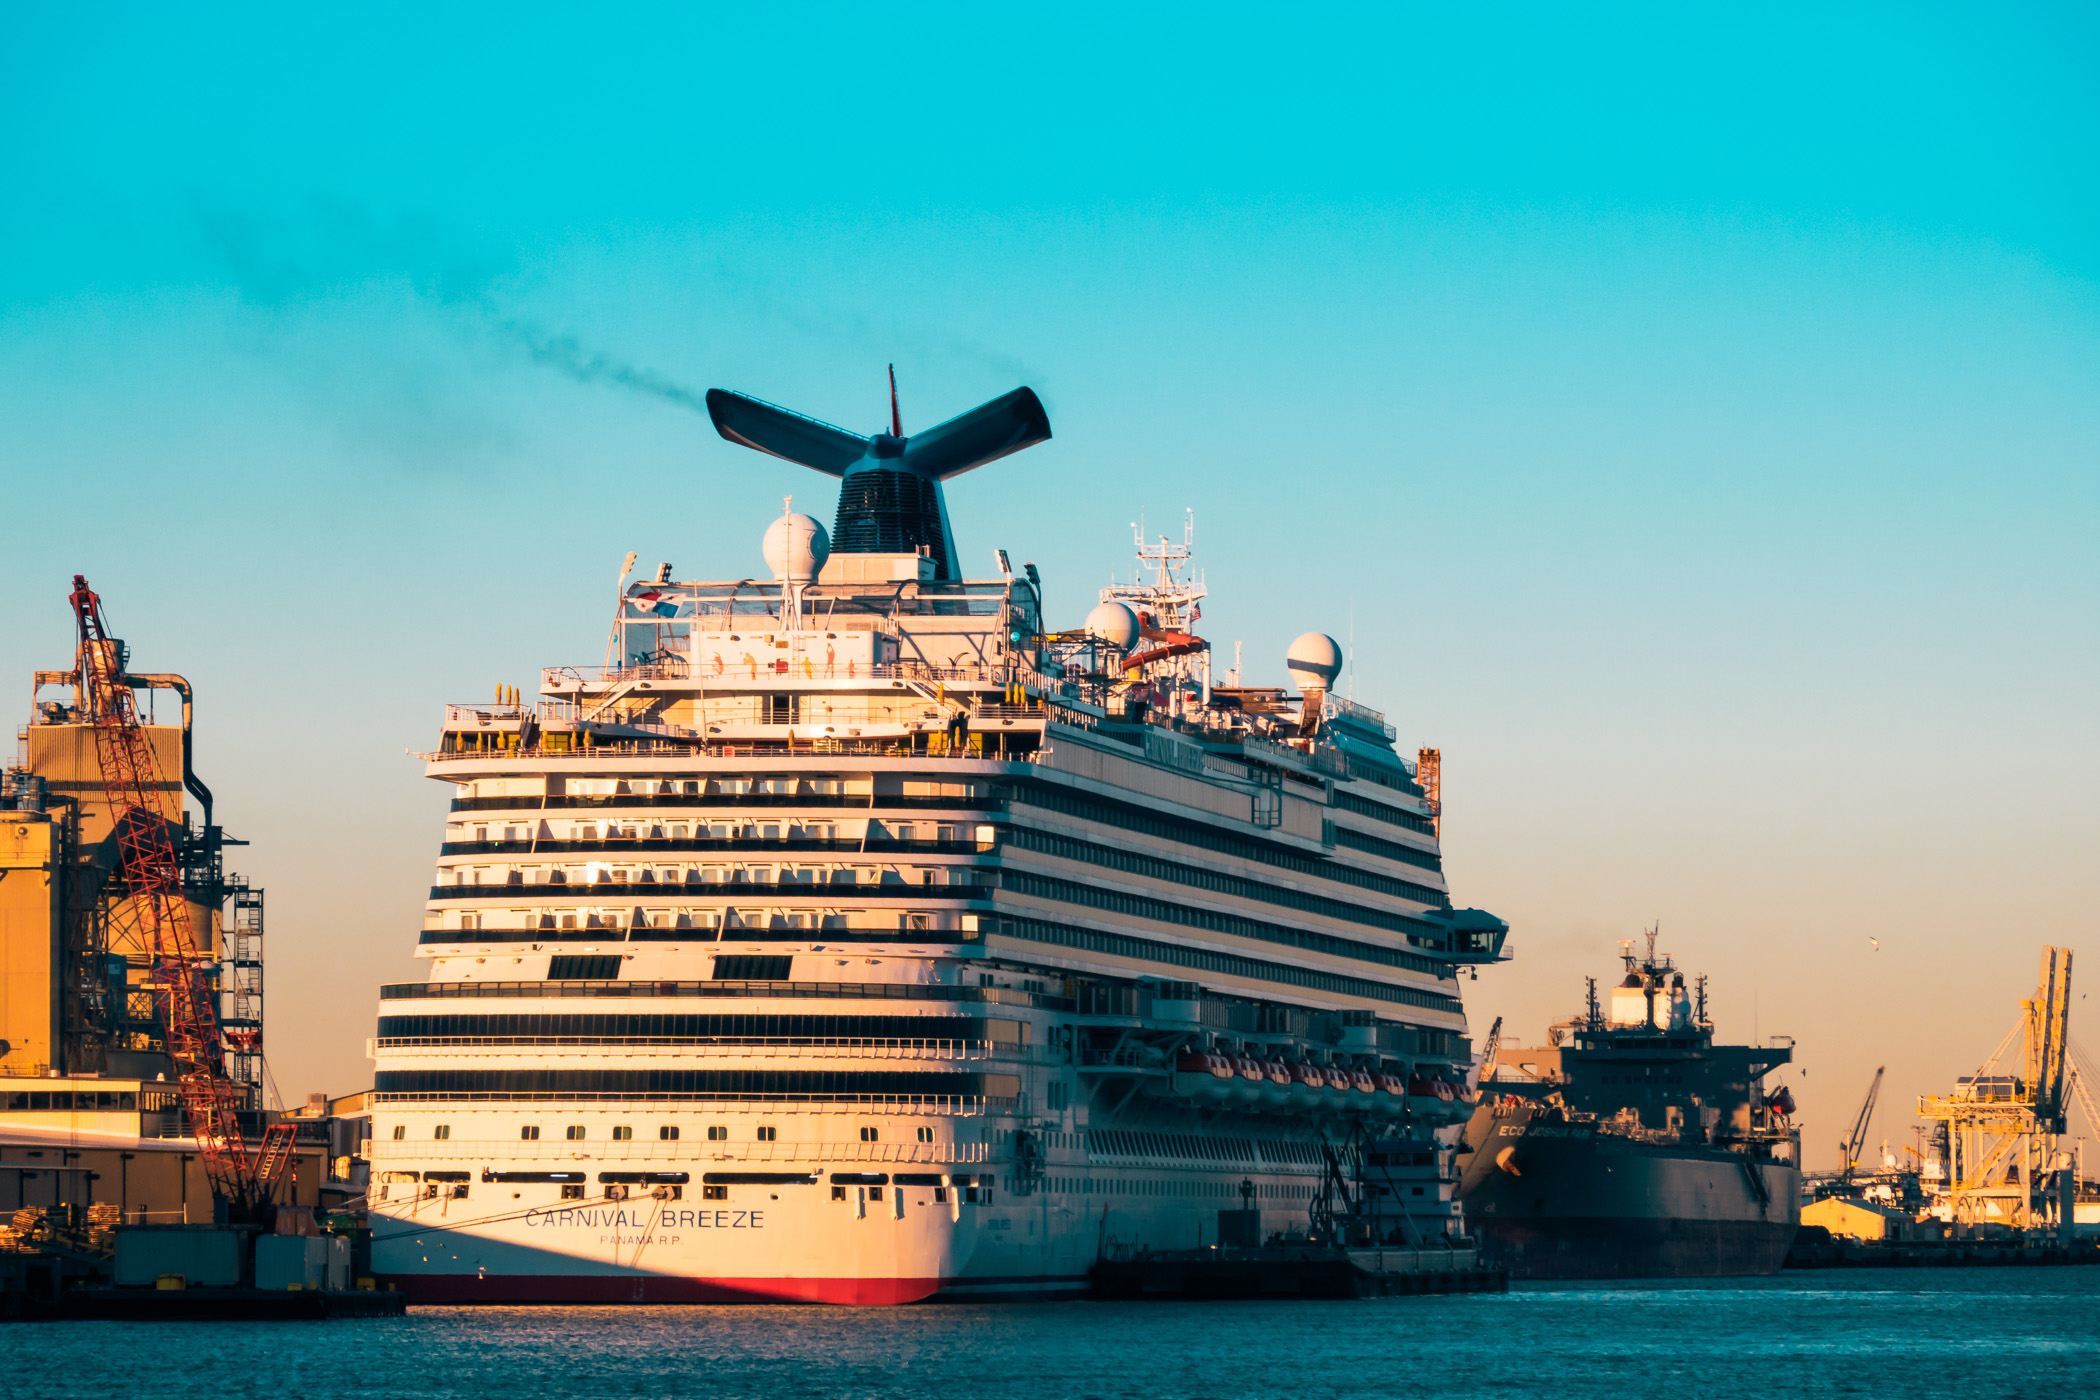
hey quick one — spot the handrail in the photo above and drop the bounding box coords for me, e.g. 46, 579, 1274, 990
378, 979, 1078, 1010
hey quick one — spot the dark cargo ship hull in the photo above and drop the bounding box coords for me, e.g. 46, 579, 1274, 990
1461, 1123, 1799, 1280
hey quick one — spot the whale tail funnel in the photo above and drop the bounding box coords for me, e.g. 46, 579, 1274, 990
705, 375, 1051, 580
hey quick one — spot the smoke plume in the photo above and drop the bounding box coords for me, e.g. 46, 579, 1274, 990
500, 322, 712, 417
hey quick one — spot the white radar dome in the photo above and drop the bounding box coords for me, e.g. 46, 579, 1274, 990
1085, 601, 1141, 651
1286, 632, 1342, 690
762, 512, 831, 584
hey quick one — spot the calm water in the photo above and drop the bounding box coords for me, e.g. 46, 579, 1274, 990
9, 1270, 2096, 1399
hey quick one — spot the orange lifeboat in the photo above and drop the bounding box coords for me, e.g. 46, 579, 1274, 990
1407, 1072, 1457, 1103
1176, 1052, 1233, 1080
1349, 1068, 1378, 1094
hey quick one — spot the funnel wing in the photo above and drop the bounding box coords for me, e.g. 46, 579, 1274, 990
900, 386, 1051, 481
705, 389, 867, 477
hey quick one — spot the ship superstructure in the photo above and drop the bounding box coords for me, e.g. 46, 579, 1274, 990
367, 377, 1509, 1303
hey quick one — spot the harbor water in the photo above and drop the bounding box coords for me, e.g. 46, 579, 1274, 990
8, 1268, 2096, 1399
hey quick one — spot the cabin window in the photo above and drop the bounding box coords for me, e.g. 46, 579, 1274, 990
560, 1184, 584, 1200
433, 1124, 450, 1139
612, 1126, 633, 1141
860, 1126, 880, 1143
707, 1125, 728, 1141
520, 1126, 540, 1141
567, 1125, 586, 1140
660, 1126, 680, 1141
391, 1125, 405, 1140
916, 1126, 934, 1143
703, 1185, 728, 1201
757, 1126, 777, 1142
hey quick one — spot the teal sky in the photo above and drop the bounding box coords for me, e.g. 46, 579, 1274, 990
3, 4, 2095, 1165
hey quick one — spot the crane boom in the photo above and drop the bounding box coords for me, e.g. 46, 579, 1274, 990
67, 575, 292, 1213
2031, 947, 2073, 1133
1841, 1066, 1885, 1178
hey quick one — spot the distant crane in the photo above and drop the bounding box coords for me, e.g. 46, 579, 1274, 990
67, 575, 295, 1216
1839, 1066, 1885, 1180
1475, 1015, 1504, 1086
1918, 947, 2076, 1232
1416, 749, 1441, 836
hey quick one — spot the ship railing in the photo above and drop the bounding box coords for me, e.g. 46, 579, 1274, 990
1078, 1048, 1163, 1072
420, 738, 1045, 763
547, 659, 1018, 689
366, 1139, 991, 1166
370, 1036, 1014, 1061
367, 1091, 1015, 1113
379, 980, 1078, 1012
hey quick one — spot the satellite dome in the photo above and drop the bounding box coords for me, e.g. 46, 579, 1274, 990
1285, 632, 1342, 690
762, 512, 831, 584
1085, 601, 1141, 651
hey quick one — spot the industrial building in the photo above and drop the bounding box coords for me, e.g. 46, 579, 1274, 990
1, 582, 361, 1282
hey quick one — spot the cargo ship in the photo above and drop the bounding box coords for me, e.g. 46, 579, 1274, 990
365, 376, 1509, 1303
1457, 931, 1800, 1278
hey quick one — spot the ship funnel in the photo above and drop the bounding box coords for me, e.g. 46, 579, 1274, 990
704, 377, 1052, 582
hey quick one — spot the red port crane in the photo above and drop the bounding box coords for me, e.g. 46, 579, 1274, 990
67, 575, 294, 1215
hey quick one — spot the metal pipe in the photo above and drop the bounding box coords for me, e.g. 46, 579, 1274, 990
120, 672, 211, 832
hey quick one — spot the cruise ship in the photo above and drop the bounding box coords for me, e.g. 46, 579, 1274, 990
367, 377, 1510, 1302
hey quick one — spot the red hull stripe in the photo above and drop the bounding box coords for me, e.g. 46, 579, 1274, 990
386, 1273, 946, 1306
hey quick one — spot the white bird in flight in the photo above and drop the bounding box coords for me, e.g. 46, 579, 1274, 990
1869, 937, 1881, 952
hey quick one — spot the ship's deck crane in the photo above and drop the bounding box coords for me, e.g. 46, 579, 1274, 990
1839, 1066, 1885, 1180
67, 575, 294, 1216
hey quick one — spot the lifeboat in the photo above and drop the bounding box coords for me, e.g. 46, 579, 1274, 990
1321, 1065, 1353, 1093
1228, 1056, 1269, 1105
1163, 1052, 1238, 1104
1260, 1062, 1293, 1108
1175, 1052, 1234, 1080
1406, 1072, 1456, 1102
1280, 1061, 1321, 1105
1376, 1071, 1408, 1097
1349, 1068, 1378, 1094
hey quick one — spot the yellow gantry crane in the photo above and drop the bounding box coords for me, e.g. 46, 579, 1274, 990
1917, 946, 2075, 1235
